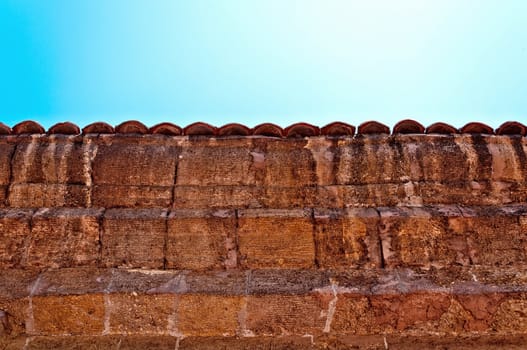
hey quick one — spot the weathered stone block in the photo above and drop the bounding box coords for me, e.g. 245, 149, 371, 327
0, 142, 15, 186
0, 298, 29, 337
173, 185, 260, 209
176, 139, 256, 186
92, 143, 177, 186
245, 295, 327, 335
457, 206, 527, 266
331, 294, 373, 334
27, 208, 102, 268
0, 209, 32, 268
11, 137, 87, 185
492, 294, 527, 332
31, 294, 105, 335
314, 208, 381, 268
369, 293, 451, 332
238, 209, 315, 268
336, 137, 408, 185
102, 209, 167, 268
456, 293, 507, 331
108, 293, 175, 334
8, 184, 89, 207
92, 185, 173, 208
24, 335, 122, 350
259, 139, 317, 187
176, 295, 242, 336
167, 210, 236, 269
379, 206, 467, 268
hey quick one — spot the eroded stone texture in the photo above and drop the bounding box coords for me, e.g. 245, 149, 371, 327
27, 208, 102, 268
0, 209, 33, 268
31, 294, 105, 335
380, 205, 527, 269
379, 206, 466, 268
167, 210, 236, 269
8, 136, 90, 207
108, 293, 175, 334
314, 208, 381, 268
238, 209, 315, 268
0, 133, 527, 346
245, 294, 328, 335
176, 138, 255, 186
92, 138, 178, 207
176, 295, 242, 336
102, 209, 167, 268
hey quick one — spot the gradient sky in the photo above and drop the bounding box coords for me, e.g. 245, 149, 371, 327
1, 0, 526, 129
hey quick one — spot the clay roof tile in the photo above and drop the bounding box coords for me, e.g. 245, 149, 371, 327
218, 123, 251, 136
252, 123, 283, 137
82, 122, 115, 134
149, 122, 182, 135
425, 122, 458, 134
115, 120, 149, 134
183, 122, 217, 136
48, 122, 80, 135
358, 121, 390, 135
12, 120, 45, 134
393, 119, 425, 134
0, 122, 12, 135
284, 123, 320, 138
496, 121, 527, 136
321, 122, 355, 136
460, 122, 494, 135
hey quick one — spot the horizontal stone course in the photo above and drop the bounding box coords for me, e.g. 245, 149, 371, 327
0, 134, 526, 208
0, 205, 526, 270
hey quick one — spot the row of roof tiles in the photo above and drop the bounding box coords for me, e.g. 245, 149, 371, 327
0, 120, 526, 137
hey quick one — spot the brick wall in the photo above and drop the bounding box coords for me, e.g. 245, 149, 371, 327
1, 128, 527, 348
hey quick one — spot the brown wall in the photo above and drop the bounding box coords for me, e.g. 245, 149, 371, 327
1, 133, 527, 349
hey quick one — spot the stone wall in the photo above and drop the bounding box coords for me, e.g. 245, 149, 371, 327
1, 121, 527, 349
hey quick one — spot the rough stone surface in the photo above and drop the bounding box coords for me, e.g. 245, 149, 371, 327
238, 209, 315, 268
102, 209, 167, 268
0, 133, 526, 346
27, 208, 102, 268
167, 210, 236, 269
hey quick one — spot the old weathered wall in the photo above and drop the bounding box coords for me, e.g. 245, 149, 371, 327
1, 120, 527, 349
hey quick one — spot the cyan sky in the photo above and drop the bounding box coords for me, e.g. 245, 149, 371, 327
1, 0, 526, 129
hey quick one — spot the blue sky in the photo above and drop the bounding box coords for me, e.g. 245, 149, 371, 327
1, 0, 526, 129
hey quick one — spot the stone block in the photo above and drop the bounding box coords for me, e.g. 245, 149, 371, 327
259, 139, 317, 187
31, 294, 105, 335
167, 210, 236, 269
314, 208, 381, 268
0, 142, 15, 186
0, 209, 33, 268
8, 184, 89, 207
245, 294, 327, 335
176, 295, 242, 336
92, 143, 177, 186
369, 292, 451, 332
102, 209, 167, 268
27, 208, 102, 268
238, 209, 315, 268
108, 293, 175, 334
92, 185, 173, 208
379, 206, 467, 268
173, 185, 260, 209
176, 138, 256, 186
457, 206, 527, 266
11, 137, 87, 184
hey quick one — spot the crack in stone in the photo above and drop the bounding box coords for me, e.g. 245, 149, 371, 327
323, 282, 338, 333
